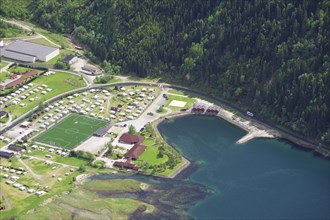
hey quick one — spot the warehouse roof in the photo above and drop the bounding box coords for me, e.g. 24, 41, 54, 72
4, 40, 59, 58
0, 48, 36, 62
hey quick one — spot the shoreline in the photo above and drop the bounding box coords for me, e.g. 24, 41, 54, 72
150, 107, 280, 179
152, 104, 329, 178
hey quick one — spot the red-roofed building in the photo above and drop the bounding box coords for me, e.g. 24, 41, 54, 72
22, 70, 38, 79
119, 133, 144, 144
10, 73, 17, 79
113, 161, 139, 171
125, 144, 147, 160
5, 69, 39, 89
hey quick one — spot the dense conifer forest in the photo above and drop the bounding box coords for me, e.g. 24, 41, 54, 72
1, 0, 329, 146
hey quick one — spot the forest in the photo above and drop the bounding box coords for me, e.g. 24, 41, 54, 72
1, 0, 329, 147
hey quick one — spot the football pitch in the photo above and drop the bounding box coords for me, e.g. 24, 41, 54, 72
34, 113, 108, 149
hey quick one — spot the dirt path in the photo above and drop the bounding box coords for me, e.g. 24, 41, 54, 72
18, 158, 42, 180
1, 19, 61, 48
0, 189, 12, 210
29, 156, 78, 168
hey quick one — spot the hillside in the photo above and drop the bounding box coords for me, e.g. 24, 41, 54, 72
1, 0, 329, 146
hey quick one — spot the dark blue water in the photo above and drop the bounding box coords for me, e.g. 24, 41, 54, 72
158, 115, 330, 220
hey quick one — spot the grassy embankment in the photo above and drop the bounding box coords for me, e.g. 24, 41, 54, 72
5, 71, 86, 120
22, 186, 154, 219
132, 123, 184, 177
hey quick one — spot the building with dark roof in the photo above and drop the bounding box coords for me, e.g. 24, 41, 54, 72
0, 111, 8, 119
0, 151, 14, 159
10, 73, 17, 79
81, 65, 99, 75
206, 106, 220, 115
192, 104, 206, 114
113, 161, 139, 171
63, 54, 77, 65
125, 144, 147, 160
0, 40, 59, 62
119, 133, 144, 144
8, 144, 26, 152
93, 123, 113, 137
111, 107, 119, 112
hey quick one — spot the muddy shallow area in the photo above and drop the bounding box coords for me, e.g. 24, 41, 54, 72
89, 170, 212, 219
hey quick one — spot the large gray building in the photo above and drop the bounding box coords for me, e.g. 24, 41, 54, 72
0, 40, 59, 62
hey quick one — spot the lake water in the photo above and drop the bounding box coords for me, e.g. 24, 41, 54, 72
158, 115, 330, 220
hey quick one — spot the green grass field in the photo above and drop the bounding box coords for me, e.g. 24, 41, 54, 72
27, 37, 57, 47
34, 114, 108, 149
5, 71, 86, 119
0, 61, 10, 69
165, 94, 196, 111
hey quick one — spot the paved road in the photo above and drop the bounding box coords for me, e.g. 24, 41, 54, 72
1, 81, 328, 154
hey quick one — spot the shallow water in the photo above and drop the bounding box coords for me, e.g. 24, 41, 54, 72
158, 115, 330, 220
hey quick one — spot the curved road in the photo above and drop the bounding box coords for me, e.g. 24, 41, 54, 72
0, 81, 328, 155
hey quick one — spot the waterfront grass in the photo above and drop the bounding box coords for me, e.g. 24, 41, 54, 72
22, 189, 154, 220
5, 71, 86, 119
138, 145, 168, 165
34, 114, 108, 149
83, 179, 144, 192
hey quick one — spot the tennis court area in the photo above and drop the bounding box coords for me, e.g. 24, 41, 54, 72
34, 113, 108, 149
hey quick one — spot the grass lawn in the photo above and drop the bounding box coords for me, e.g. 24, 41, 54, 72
158, 159, 185, 176
7, 65, 33, 74
165, 94, 196, 111
35, 49, 76, 66
167, 89, 188, 96
0, 61, 10, 69
83, 179, 144, 192
24, 145, 90, 167
0, 115, 10, 123
5, 71, 86, 119
94, 76, 122, 84
0, 155, 80, 219
0, 168, 79, 219
138, 145, 168, 165
22, 188, 154, 220
32, 26, 73, 49
156, 106, 167, 114
22, 158, 56, 175
0, 72, 10, 83
34, 113, 108, 149
26, 37, 58, 47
